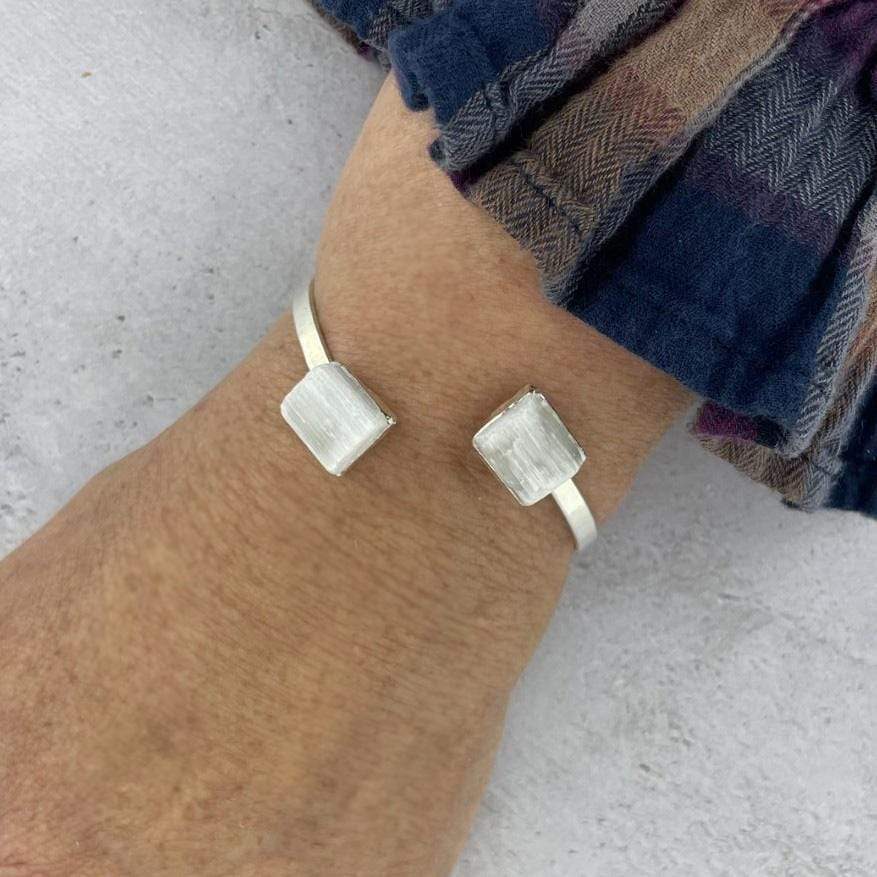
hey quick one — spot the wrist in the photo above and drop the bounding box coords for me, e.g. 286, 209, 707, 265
312, 95, 689, 538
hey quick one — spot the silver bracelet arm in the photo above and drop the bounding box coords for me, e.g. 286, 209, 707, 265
292, 279, 331, 368
551, 479, 598, 551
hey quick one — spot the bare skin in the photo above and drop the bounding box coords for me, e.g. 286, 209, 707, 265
0, 80, 690, 876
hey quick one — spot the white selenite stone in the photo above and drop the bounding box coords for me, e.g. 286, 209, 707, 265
281, 362, 393, 476
473, 388, 585, 506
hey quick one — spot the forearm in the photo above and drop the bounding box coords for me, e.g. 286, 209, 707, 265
0, 80, 689, 875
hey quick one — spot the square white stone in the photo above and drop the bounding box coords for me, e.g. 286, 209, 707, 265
281, 362, 394, 476
473, 388, 585, 506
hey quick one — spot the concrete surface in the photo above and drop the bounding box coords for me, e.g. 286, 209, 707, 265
1, 2, 875, 874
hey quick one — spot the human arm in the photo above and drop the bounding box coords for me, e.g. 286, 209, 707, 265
0, 79, 689, 876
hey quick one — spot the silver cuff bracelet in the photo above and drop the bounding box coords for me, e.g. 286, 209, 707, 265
280, 281, 596, 550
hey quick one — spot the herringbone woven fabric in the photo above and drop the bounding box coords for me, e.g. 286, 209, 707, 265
464, 1, 818, 288
312, 0, 877, 518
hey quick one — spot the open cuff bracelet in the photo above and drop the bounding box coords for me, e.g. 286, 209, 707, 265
280, 281, 597, 550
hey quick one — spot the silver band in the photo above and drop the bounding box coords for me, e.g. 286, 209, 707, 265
292, 279, 331, 368
551, 479, 597, 551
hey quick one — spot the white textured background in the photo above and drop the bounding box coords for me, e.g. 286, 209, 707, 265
1, 2, 875, 874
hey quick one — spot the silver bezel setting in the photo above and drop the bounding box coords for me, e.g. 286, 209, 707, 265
281, 281, 395, 476
473, 386, 597, 550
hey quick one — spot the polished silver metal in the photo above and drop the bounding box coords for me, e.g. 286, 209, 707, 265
281, 280, 395, 475
473, 387, 597, 551
551, 478, 597, 551
292, 279, 330, 369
